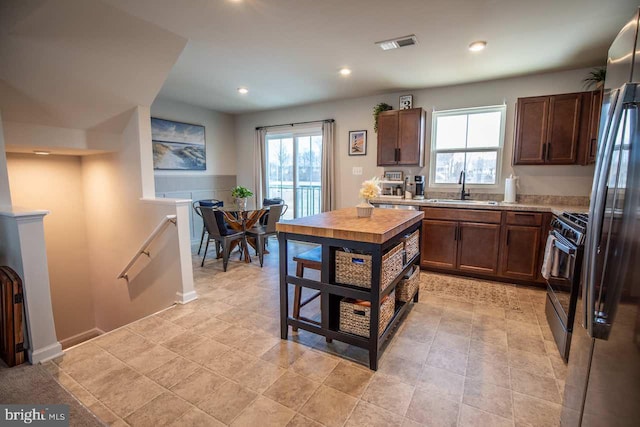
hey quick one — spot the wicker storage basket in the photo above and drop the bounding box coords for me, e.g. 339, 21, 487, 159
335, 242, 404, 291
402, 229, 420, 263
339, 291, 395, 338
396, 266, 420, 302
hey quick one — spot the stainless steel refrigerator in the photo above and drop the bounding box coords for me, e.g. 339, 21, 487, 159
561, 8, 640, 426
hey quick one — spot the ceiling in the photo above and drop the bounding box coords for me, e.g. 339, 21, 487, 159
103, 0, 638, 114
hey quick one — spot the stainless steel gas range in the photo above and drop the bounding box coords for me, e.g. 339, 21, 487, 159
543, 212, 588, 361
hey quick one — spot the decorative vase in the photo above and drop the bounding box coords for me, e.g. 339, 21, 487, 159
235, 197, 247, 211
356, 200, 374, 218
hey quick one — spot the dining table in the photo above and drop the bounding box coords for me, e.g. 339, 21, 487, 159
220, 207, 267, 263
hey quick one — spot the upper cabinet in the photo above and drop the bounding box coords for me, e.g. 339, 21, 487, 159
377, 108, 425, 166
577, 89, 603, 165
513, 90, 602, 166
513, 93, 582, 165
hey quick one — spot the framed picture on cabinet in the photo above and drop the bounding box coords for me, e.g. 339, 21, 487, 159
348, 130, 367, 156
399, 95, 413, 110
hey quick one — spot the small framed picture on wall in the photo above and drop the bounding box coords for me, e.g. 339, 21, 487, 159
399, 95, 413, 110
348, 130, 367, 156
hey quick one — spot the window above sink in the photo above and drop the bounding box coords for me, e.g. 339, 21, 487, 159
430, 105, 506, 188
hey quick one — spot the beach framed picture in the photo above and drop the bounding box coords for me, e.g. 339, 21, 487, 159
151, 118, 206, 170
348, 130, 367, 156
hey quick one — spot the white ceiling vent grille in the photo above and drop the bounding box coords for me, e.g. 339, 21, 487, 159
375, 35, 418, 51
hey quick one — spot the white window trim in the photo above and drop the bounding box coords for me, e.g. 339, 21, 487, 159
429, 104, 507, 189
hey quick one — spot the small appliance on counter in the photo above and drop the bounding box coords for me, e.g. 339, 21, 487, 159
413, 176, 425, 200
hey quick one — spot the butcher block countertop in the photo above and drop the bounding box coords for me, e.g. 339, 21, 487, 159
276, 207, 424, 244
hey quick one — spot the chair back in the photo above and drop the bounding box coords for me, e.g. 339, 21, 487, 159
263, 198, 284, 206
193, 199, 223, 217
200, 207, 231, 238
265, 204, 284, 233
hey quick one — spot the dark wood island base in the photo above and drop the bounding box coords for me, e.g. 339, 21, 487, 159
276, 208, 424, 370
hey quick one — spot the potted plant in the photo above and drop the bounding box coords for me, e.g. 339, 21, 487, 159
373, 103, 393, 133
584, 68, 606, 90
231, 185, 253, 211
357, 177, 381, 218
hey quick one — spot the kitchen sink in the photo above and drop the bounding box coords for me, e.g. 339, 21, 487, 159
425, 199, 500, 206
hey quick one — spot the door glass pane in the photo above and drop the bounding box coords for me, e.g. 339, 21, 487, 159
435, 115, 467, 149
466, 151, 498, 184
266, 133, 322, 219
434, 152, 465, 183
467, 112, 502, 148
266, 137, 294, 219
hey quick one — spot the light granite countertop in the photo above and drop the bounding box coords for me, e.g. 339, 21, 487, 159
371, 197, 589, 216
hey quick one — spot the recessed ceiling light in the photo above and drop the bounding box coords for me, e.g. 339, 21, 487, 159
339, 68, 352, 76
468, 41, 487, 52
33, 150, 50, 155
237, 87, 249, 94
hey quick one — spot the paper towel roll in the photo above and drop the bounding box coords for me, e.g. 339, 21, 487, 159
504, 176, 517, 203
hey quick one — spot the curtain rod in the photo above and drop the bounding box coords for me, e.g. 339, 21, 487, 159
255, 119, 334, 130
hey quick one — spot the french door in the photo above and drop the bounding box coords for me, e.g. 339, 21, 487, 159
265, 133, 322, 219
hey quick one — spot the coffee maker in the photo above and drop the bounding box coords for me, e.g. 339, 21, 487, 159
414, 176, 425, 200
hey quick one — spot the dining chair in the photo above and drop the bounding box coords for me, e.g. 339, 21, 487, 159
200, 206, 245, 271
260, 198, 287, 225
193, 199, 223, 255
246, 204, 284, 267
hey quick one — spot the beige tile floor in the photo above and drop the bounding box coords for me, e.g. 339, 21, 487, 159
44, 239, 567, 427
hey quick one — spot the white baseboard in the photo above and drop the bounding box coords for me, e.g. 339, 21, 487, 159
59, 328, 103, 349
175, 290, 198, 304
30, 342, 63, 364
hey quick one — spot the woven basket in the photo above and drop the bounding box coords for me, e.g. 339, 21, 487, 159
402, 229, 420, 263
381, 243, 404, 289
396, 266, 419, 302
335, 242, 404, 291
339, 291, 395, 338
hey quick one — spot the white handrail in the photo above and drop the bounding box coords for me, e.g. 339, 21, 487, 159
117, 215, 177, 281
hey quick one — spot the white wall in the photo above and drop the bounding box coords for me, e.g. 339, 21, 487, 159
82, 106, 188, 331
0, 111, 12, 207
151, 97, 237, 177
6, 153, 96, 346
234, 67, 597, 209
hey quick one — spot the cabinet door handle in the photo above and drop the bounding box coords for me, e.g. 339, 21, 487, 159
542, 143, 547, 162
546, 142, 551, 161
506, 230, 510, 246
395, 148, 400, 162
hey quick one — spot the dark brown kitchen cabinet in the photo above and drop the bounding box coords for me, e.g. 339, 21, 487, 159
577, 89, 603, 165
421, 207, 548, 285
457, 222, 501, 275
377, 108, 425, 167
499, 225, 541, 281
420, 208, 501, 274
421, 219, 457, 270
514, 93, 582, 165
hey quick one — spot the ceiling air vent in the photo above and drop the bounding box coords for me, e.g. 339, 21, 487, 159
375, 35, 417, 51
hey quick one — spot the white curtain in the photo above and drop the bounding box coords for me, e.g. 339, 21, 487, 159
321, 121, 335, 212
254, 128, 267, 208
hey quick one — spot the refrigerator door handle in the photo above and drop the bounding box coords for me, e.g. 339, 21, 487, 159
582, 87, 624, 335
593, 100, 640, 338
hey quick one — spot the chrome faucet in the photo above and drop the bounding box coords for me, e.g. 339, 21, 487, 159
458, 171, 470, 200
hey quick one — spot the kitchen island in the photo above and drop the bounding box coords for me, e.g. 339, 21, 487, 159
277, 207, 424, 370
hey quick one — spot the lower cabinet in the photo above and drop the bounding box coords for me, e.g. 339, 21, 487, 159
458, 222, 501, 275
499, 225, 541, 280
420, 218, 500, 275
421, 220, 457, 270
421, 207, 547, 285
